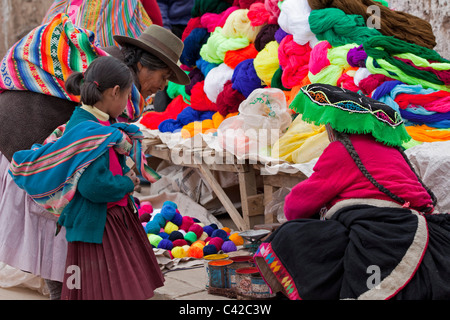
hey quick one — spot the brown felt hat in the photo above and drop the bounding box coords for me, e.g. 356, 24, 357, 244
114, 25, 190, 85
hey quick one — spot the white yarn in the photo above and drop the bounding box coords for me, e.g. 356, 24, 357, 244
354, 67, 373, 86
203, 63, 234, 103
277, 0, 318, 47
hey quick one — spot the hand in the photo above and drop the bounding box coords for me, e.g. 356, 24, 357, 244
125, 169, 140, 191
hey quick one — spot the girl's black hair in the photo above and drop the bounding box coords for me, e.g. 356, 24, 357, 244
335, 131, 437, 213
65, 56, 133, 106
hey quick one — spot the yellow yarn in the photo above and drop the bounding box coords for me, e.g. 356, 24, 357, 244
164, 221, 179, 234
171, 246, 187, 258
221, 9, 263, 42
254, 41, 280, 86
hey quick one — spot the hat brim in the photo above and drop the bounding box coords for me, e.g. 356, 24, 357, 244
113, 34, 190, 85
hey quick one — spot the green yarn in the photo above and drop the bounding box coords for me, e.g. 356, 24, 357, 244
374, 0, 389, 7
191, 0, 231, 18
309, 8, 382, 47
200, 27, 250, 64
290, 85, 411, 147
167, 80, 191, 104
363, 35, 450, 91
271, 67, 289, 91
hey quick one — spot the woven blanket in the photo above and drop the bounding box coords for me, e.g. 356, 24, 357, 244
0, 13, 145, 122
42, 0, 152, 47
9, 121, 160, 217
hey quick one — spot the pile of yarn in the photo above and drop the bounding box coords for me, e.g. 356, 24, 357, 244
139, 0, 450, 159
144, 200, 244, 259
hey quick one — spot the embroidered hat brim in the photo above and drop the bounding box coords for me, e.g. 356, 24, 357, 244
114, 25, 190, 85
290, 83, 411, 147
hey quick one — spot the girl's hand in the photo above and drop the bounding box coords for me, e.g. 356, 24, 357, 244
125, 169, 140, 191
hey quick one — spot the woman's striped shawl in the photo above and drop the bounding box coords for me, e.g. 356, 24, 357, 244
0, 13, 145, 122
42, 0, 152, 48
9, 121, 160, 217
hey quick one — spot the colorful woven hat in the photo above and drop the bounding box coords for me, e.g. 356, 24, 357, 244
290, 83, 411, 147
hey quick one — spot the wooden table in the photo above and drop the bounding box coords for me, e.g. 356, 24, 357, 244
142, 138, 265, 231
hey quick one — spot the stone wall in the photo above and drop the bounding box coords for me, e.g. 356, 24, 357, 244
389, 0, 449, 58
0, 0, 448, 58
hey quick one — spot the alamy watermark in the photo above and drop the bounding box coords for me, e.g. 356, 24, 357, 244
367, 5, 381, 30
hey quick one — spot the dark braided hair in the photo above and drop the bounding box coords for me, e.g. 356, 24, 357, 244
334, 131, 437, 213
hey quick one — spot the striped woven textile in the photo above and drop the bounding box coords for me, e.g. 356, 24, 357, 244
42, 0, 153, 47
0, 13, 145, 122
9, 121, 160, 217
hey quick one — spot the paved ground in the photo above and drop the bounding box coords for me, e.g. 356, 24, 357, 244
0, 260, 238, 300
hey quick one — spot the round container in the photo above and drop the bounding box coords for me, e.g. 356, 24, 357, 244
203, 254, 229, 289
228, 256, 255, 290
235, 267, 259, 297
250, 272, 275, 299
208, 259, 234, 289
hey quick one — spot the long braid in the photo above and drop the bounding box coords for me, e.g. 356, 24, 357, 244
395, 146, 438, 210
336, 132, 409, 206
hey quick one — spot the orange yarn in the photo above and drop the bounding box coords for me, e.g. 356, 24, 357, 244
223, 44, 258, 69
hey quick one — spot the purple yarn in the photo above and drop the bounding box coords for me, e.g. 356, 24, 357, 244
274, 28, 289, 44
170, 212, 183, 226
185, 68, 205, 95
231, 59, 265, 97
221, 240, 237, 253
254, 24, 279, 51
347, 45, 368, 68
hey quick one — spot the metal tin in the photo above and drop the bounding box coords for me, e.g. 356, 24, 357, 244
203, 254, 229, 289
208, 259, 233, 289
228, 256, 255, 290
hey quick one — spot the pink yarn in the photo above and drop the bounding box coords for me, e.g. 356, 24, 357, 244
201, 6, 239, 32
308, 41, 332, 75
278, 35, 311, 88
337, 73, 360, 92
264, 0, 280, 24
233, 0, 264, 9
248, 3, 271, 27
179, 216, 194, 232
188, 223, 204, 238
208, 237, 224, 251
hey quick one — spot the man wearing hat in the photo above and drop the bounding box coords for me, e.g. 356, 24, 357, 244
0, 17, 189, 299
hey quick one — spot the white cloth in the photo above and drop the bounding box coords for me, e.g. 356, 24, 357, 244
0, 152, 67, 282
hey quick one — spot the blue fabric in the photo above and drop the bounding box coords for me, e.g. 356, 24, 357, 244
157, 0, 195, 29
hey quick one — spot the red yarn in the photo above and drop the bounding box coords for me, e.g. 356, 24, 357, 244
140, 95, 189, 130
172, 239, 188, 247
224, 43, 258, 69
179, 216, 194, 232
395, 90, 450, 113
358, 74, 396, 96
337, 71, 360, 92
188, 223, 204, 238
181, 17, 203, 41
232, 0, 264, 9
190, 81, 218, 112
208, 237, 224, 251
247, 3, 270, 26
216, 80, 246, 116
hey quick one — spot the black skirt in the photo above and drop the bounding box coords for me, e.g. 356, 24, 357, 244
254, 202, 450, 300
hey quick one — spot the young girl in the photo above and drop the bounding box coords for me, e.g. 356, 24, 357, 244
10, 56, 164, 299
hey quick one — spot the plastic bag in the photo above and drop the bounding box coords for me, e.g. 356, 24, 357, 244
271, 115, 329, 163
217, 88, 292, 157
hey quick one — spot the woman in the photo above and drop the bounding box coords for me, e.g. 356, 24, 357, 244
0, 15, 189, 299
254, 83, 450, 300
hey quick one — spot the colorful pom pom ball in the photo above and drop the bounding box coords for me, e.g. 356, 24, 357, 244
157, 239, 173, 250
152, 213, 166, 228
208, 237, 224, 251
187, 245, 204, 258
221, 240, 237, 253
164, 221, 179, 234
211, 229, 228, 240
168, 230, 184, 241
228, 233, 244, 246
161, 205, 177, 221
148, 234, 163, 247
145, 221, 160, 234
172, 239, 188, 247
203, 244, 218, 256
184, 231, 198, 243
189, 223, 204, 238
170, 212, 183, 226
163, 200, 178, 209
139, 212, 151, 223
203, 225, 214, 236
171, 246, 187, 258
179, 216, 194, 231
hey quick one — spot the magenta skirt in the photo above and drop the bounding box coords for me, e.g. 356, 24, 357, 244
61, 204, 164, 300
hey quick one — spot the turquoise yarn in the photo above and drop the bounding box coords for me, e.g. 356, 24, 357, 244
163, 201, 178, 209
145, 221, 160, 234
152, 213, 166, 228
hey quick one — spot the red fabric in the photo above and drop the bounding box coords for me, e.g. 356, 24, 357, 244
140, 0, 164, 26
99, 119, 128, 208
181, 17, 203, 41
284, 134, 434, 220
